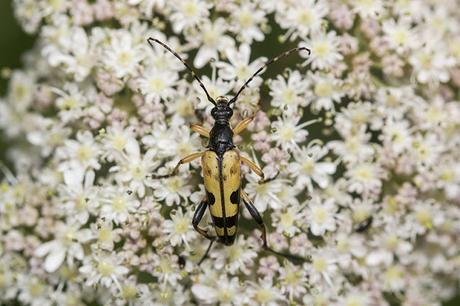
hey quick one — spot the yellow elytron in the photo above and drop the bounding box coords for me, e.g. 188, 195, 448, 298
147, 37, 310, 263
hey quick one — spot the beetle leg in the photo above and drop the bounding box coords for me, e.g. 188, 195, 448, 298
151, 151, 204, 179
354, 216, 373, 233
240, 156, 279, 184
198, 239, 215, 266
233, 113, 256, 135
190, 124, 210, 138
241, 190, 307, 265
192, 199, 216, 265
240, 155, 264, 179
192, 200, 214, 239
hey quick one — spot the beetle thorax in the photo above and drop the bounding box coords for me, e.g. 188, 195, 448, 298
208, 96, 234, 155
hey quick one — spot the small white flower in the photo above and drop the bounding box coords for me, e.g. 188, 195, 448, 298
230, 2, 266, 43
271, 115, 312, 151
382, 265, 406, 291
170, 0, 212, 33
244, 170, 284, 212
309, 72, 344, 111
60, 167, 98, 224
58, 130, 101, 172
112, 138, 159, 198
79, 253, 129, 288
352, 0, 384, 18
192, 275, 244, 306
346, 161, 383, 196
246, 278, 285, 306
163, 208, 195, 247
301, 31, 343, 70
100, 186, 140, 224
382, 18, 416, 53
7, 71, 35, 111
137, 67, 179, 104
216, 43, 266, 89
103, 30, 144, 79
35, 222, 92, 272
328, 126, 374, 164
288, 143, 336, 191
307, 248, 339, 287
211, 236, 257, 275
278, 0, 328, 40
409, 42, 454, 84
191, 18, 234, 68
305, 198, 337, 236
269, 70, 310, 113
279, 262, 307, 300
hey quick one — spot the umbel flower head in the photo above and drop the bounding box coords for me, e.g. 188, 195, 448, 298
1, 0, 460, 305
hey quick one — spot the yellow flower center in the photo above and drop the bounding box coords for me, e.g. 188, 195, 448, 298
131, 165, 145, 180
98, 261, 115, 277
302, 159, 315, 174
122, 284, 138, 300
346, 297, 364, 306
352, 208, 370, 223
98, 227, 113, 243
238, 11, 254, 28
385, 197, 398, 214
282, 88, 296, 104
392, 29, 409, 46
0, 273, 6, 288
297, 9, 313, 26
76, 145, 92, 162
112, 196, 126, 213
313, 257, 327, 272
174, 217, 189, 234
416, 209, 433, 229
218, 289, 233, 303
314, 41, 331, 58
111, 135, 126, 151
183, 2, 198, 17
149, 77, 166, 92
255, 288, 274, 303
118, 51, 133, 67
14, 84, 27, 101
280, 211, 294, 228
28, 280, 44, 297
315, 82, 333, 97
384, 235, 399, 251
279, 125, 295, 141
61, 97, 77, 110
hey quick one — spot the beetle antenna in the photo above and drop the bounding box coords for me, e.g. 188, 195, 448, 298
229, 46, 311, 106
264, 246, 309, 265
147, 37, 216, 106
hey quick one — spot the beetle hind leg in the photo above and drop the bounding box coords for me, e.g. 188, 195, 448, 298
192, 199, 216, 265
241, 190, 307, 265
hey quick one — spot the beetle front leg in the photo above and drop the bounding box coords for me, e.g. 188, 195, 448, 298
240, 155, 279, 184
232, 113, 256, 135
190, 124, 210, 138
151, 151, 204, 179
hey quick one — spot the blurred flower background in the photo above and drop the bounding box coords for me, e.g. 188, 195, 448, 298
1, 0, 460, 305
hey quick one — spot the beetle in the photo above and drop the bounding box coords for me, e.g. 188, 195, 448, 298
147, 37, 310, 264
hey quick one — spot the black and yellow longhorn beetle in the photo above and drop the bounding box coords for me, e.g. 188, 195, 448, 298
147, 37, 311, 264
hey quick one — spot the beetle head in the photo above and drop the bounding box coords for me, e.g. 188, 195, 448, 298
211, 96, 233, 122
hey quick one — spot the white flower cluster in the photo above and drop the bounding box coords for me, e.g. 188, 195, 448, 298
1, 0, 460, 305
